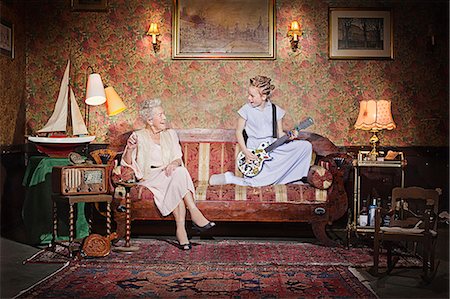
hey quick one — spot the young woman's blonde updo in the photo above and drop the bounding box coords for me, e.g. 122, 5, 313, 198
249, 75, 275, 100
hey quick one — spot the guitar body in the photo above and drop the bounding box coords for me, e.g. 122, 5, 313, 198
237, 117, 314, 177
236, 142, 272, 177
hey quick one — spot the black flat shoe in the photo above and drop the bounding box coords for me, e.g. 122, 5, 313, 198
192, 221, 216, 233
177, 242, 192, 250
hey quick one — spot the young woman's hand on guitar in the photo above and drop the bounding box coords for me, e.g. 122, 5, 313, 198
244, 149, 258, 163
287, 129, 299, 140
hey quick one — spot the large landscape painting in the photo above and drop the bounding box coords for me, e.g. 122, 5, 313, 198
172, 0, 275, 59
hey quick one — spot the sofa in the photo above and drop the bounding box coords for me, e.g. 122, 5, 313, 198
111, 129, 352, 246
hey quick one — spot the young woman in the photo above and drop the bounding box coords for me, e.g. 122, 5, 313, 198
122, 99, 215, 250
209, 75, 312, 186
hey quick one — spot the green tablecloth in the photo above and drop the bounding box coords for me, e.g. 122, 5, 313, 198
22, 156, 89, 245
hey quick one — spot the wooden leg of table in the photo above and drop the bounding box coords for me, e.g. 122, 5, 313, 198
106, 202, 111, 235
69, 203, 75, 243
125, 193, 131, 247
113, 191, 139, 252
52, 199, 57, 245
68, 203, 75, 258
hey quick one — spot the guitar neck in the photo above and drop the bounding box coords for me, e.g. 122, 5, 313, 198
265, 135, 289, 153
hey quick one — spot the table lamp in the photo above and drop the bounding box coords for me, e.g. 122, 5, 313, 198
354, 99, 396, 158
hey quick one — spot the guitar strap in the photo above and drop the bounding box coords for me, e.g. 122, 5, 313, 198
272, 103, 277, 138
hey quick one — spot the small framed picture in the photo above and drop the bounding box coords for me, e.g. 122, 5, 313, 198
71, 0, 108, 12
329, 8, 393, 59
0, 18, 14, 59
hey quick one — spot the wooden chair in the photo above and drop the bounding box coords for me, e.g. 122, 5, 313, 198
90, 149, 118, 165
371, 186, 440, 282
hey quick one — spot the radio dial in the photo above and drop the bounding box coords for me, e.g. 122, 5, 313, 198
88, 187, 92, 192
77, 187, 81, 192
65, 188, 69, 193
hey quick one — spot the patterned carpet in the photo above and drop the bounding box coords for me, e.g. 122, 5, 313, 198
17, 262, 376, 298
25, 238, 421, 268
17, 239, 426, 298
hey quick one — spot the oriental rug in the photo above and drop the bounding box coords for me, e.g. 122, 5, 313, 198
16, 262, 376, 298
25, 238, 421, 268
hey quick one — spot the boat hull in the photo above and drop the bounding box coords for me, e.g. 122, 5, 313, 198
28, 136, 95, 157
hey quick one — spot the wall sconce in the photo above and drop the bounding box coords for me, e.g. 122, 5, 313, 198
146, 22, 161, 53
287, 20, 302, 52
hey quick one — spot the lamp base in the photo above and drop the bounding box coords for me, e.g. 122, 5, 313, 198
368, 130, 380, 160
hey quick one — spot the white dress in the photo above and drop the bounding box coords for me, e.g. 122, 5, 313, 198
121, 129, 195, 216
238, 101, 313, 187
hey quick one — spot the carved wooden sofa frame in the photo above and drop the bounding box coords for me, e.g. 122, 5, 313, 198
111, 129, 352, 246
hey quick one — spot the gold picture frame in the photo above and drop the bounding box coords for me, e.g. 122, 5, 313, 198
172, 0, 276, 60
329, 8, 393, 60
0, 18, 14, 59
71, 0, 108, 12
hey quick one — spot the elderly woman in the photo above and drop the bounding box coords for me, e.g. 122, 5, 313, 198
122, 99, 215, 250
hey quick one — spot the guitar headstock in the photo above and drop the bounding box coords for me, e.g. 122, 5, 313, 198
288, 117, 314, 139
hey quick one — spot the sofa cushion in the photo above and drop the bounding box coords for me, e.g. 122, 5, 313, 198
127, 182, 327, 205
307, 165, 333, 190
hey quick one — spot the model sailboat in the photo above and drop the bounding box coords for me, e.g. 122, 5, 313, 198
28, 60, 95, 157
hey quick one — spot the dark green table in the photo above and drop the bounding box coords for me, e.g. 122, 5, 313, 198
22, 156, 89, 245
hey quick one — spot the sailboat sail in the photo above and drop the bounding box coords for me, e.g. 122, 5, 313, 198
70, 87, 88, 136
28, 59, 95, 157
37, 60, 70, 133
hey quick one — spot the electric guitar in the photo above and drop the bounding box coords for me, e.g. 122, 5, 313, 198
236, 117, 314, 177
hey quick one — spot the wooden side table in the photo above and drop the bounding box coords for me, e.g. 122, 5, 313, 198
113, 182, 139, 252
51, 194, 112, 257
347, 150, 407, 244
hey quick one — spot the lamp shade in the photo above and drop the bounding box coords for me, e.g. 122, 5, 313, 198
85, 73, 106, 106
105, 86, 127, 116
354, 99, 396, 131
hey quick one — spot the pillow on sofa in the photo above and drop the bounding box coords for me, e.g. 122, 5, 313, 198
111, 165, 136, 186
307, 165, 333, 190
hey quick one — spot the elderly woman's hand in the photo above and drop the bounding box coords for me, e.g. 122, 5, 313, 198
126, 132, 138, 150
165, 161, 179, 176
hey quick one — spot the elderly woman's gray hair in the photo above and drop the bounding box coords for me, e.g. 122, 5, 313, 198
139, 99, 162, 121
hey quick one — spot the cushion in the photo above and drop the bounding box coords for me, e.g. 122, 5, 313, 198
111, 165, 136, 186
307, 165, 333, 190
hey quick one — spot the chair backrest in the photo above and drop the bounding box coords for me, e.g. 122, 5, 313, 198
90, 149, 118, 165
390, 187, 439, 230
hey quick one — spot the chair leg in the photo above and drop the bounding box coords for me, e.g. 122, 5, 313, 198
423, 237, 431, 279
386, 241, 399, 274
370, 233, 381, 276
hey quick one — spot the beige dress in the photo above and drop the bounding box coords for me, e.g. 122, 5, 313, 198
121, 129, 195, 216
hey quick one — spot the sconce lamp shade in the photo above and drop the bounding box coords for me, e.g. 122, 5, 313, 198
85, 73, 106, 106
288, 20, 302, 41
105, 86, 127, 116
354, 99, 396, 131
147, 23, 160, 44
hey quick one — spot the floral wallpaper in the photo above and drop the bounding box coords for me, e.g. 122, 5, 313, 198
23, 0, 448, 147
0, 2, 26, 146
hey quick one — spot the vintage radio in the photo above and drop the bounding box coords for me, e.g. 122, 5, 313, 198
52, 165, 109, 195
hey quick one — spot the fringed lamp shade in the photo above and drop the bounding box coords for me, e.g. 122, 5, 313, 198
354, 99, 396, 157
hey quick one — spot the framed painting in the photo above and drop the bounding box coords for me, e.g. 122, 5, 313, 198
71, 0, 108, 12
329, 8, 393, 59
0, 18, 14, 59
172, 0, 276, 60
